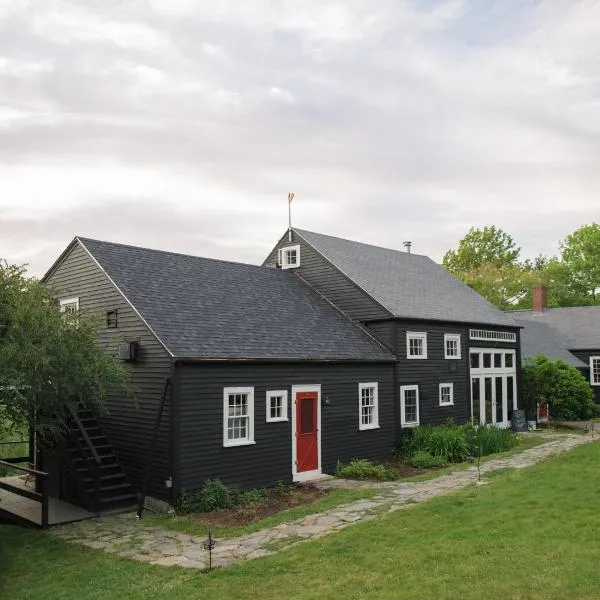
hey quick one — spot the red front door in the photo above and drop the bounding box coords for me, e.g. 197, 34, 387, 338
296, 391, 319, 473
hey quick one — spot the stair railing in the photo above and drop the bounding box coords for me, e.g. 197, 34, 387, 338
66, 404, 101, 512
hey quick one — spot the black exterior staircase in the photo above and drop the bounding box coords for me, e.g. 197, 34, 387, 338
64, 407, 137, 513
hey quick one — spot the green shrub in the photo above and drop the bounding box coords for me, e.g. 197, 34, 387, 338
399, 424, 470, 463
463, 423, 518, 456
176, 479, 232, 514
231, 487, 267, 506
408, 451, 447, 469
336, 458, 397, 481
522, 355, 595, 421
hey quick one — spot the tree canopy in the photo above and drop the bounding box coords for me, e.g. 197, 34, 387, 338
443, 223, 600, 309
0, 260, 129, 444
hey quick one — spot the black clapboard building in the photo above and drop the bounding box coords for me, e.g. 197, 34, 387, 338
41, 228, 521, 507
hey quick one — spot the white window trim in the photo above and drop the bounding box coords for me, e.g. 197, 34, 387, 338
444, 334, 461, 359
469, 329, 516, 343
439, 383, 454, 406
59, 297, 79, 312
358, 382, 380, 431
278, 245, 301, 269
223, 387, 255, 447
266, 390, 288, 422
590, 357, 600, 386
406, 332, 428, 359
400, 385, 420, 428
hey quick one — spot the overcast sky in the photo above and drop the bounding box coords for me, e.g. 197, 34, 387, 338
1, 0, 599, 277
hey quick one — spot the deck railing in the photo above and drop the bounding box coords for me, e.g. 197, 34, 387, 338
0, 459, 49, 528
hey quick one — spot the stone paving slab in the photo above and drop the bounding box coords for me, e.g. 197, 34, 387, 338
48, 433, 593, 572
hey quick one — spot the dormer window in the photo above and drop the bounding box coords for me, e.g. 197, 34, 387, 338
278, 245, 300, 269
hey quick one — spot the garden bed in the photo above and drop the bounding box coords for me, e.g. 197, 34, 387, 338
179, 483, 327, 529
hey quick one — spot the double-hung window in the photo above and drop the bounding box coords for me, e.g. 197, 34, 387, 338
358, 383, 379, 430
591, 357, 600, 386
406, 332, 427, 359
400, 385, 420, 427
444, 334, 461, 359
266, 390, 288, 422
223, 387, 255, 447
439, 383, 454, 406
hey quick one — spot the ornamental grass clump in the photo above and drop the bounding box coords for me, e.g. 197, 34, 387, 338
463, 423, 518, 456
399, 424, 470, 463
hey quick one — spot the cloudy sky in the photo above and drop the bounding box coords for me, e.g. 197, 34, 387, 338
1, 0, 599, 277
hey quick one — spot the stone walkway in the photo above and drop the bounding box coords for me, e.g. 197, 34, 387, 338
49, 433, 593, 571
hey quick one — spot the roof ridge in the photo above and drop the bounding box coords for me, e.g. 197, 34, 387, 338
77, 236, 279, 273
293, 228, 431, 260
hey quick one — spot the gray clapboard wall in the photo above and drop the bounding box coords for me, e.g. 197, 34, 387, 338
44, 241, 173, 500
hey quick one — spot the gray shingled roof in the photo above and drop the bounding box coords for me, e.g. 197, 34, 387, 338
515, 319, 586, 367
78, 238, 394, 361
294, 229, 517, 327
511, 306, 600, 350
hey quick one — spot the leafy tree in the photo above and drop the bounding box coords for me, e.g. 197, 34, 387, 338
558, 223, 600, 304
442, 226, 521, 273
0, 260, 129, 445
522, 355, 594, 421
443, 226, 529, 308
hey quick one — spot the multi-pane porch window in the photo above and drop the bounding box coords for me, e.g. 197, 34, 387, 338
359, 383, 379, 430
223, 387, 255, 446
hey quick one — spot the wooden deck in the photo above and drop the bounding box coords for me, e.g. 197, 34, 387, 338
0, 476, 95, 527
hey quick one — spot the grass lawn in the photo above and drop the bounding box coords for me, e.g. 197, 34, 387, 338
144, 487, 382, 539
2, 441, 600, 599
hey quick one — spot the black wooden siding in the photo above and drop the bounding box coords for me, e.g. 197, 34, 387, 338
364, 319, 522, 429
45, 242, 173, 500
571, 350, 600, 404
175, 361, 395, 493
264, 231, 391, 322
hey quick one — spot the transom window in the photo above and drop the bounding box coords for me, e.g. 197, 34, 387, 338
278, 245, 300, 269
406, 332, 427, 359
59, 297, 79, 315
266, 390, 288, 422
223, 387, 255, 447
444, 334, 461, 359
359, 383, 379, 430
469, 329, 516, 343
400, 385, 420, 427
439, 383, 454, 406
591, 357, 600, 386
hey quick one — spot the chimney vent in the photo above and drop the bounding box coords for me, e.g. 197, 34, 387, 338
532, 285, 548, 313
403, 241, 412, 254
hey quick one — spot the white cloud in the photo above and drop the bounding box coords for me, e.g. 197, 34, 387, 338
1, 0, 599, 276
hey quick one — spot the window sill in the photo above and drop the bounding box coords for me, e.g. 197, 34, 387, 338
445, 356, 461, 360
359, 424, 381, 431
401, 422, 419, 428
266, 418, 289, 423
223, 440, 256, 448
439, 403, 454, 407
407, 356, 428, 360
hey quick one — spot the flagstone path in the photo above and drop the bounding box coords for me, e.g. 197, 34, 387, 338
49, 432, 594, 571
